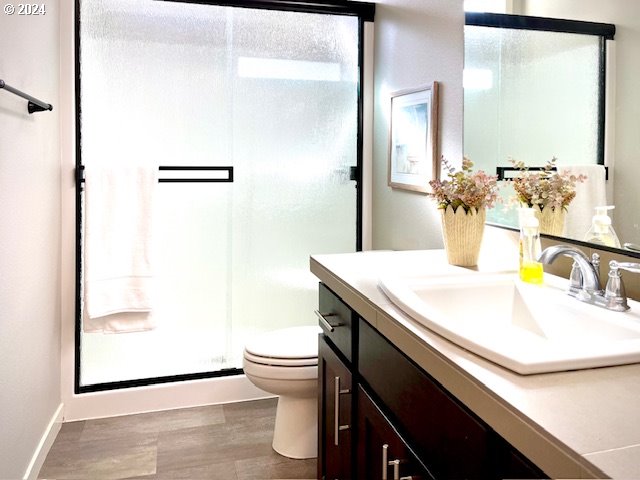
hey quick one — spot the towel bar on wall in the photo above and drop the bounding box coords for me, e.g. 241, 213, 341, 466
0, 79, 53, 114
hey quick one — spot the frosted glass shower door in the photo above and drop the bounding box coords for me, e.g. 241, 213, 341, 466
77, 1, 360, 388
225, 7, 359, 365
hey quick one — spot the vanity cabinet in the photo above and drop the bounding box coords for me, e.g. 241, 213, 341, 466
317, 282, 546, 480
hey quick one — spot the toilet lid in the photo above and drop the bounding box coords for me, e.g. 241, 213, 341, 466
244, 326, 321, 361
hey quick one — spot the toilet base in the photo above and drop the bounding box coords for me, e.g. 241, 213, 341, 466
272, 394, 318, 459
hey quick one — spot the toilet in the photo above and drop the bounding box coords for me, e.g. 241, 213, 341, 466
243, 325, 321, 459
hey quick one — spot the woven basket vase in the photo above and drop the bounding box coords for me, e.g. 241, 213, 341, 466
531, 205, 566, 236
440, 205, 486, 267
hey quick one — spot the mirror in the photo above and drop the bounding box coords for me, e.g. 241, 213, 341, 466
463, 1, 640, 256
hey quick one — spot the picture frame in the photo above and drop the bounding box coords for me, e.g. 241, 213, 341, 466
387, 82, 439, 193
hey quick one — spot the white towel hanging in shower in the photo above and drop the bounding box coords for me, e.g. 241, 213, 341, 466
83, 163, 159, 333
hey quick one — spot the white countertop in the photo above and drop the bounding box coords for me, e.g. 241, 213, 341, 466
310, 249, 640, 479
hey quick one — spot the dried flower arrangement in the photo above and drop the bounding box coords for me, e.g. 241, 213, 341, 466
428, 156, 499, 213
510, 157, 587, 211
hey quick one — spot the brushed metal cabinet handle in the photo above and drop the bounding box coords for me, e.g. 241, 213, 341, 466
382, 444, 389, 480
333, 376, 350, 446
315, 310, 343, 332
334, 376, 340, 446
382, 445, 406, 480
390, 459, 400, 480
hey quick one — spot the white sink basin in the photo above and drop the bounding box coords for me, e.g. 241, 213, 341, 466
379, 272, 640, 374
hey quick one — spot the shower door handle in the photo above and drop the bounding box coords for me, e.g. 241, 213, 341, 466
334, 376, 350, 446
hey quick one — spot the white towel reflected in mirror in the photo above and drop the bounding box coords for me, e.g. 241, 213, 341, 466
564, 165, 607, 241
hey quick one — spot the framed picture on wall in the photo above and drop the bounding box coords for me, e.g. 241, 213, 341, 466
387, 82, 439, 193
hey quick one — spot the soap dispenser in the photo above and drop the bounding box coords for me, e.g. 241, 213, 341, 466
519, 208, 543, 284
583, 206, 621, 248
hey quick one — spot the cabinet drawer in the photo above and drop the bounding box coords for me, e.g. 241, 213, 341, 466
318, 283, 353, 363
359, 319, 490, 479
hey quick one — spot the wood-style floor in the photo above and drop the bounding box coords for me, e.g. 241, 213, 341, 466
38, 398, 316, 480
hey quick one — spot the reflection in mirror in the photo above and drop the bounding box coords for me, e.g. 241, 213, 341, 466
465, 21, 605, 238
462, 3, 640, 258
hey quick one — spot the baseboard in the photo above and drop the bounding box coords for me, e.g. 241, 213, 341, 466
63, 374, 271, 421
23, 403, 64, 480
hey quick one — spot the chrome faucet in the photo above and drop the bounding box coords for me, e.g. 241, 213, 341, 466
538, 245, 640, 312
538, 245, 601, 295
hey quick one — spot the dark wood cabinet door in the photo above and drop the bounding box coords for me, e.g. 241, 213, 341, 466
357, 386, 433, 480
359, 318, 491, 479
493, 442, 547, 479
319, 335, 353, 480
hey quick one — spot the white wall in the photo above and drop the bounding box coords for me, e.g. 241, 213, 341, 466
0, 1, 62, 478
372, 0, 465, 250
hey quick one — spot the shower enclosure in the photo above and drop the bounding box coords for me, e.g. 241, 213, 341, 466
75, 0, 371, 391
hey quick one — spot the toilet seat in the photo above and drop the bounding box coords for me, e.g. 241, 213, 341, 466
244, 325, 321, 360
243, 325, 321, 380
243, 357, 318, 381
243, 350, 317, 367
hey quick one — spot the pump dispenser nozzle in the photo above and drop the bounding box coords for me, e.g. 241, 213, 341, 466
584, 206, 621, 248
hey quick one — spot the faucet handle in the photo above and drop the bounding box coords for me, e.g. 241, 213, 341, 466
610, 261, 640, 274
568, 260, 583, 296
604, 261, 640, 312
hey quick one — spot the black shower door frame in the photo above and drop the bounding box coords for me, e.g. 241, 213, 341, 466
74, 0, 375, 394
